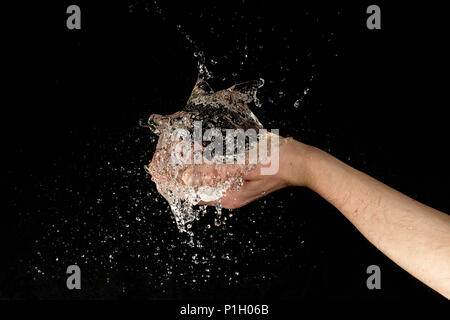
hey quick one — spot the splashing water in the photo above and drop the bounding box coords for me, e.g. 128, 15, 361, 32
143, 77, 265, 243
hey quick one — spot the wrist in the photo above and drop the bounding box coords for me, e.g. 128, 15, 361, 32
278, 138, 317, 188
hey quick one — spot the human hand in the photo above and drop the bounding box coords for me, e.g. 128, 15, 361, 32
196, 137, 314, 209
147, 128, 313, 209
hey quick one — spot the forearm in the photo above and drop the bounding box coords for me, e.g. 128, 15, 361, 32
295, 143, 450, 298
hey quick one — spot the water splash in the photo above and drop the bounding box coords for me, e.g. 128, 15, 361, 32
143, 78, 265, 244
294, 87, 310, 108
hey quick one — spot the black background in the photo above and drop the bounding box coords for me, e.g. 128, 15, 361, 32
2, 0, 449, 302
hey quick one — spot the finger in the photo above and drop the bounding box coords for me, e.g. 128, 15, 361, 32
197, 199, 219, 207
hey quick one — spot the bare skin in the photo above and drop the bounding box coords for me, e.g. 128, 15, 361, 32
150, 136, 450, 298
195, 137, 450, 298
